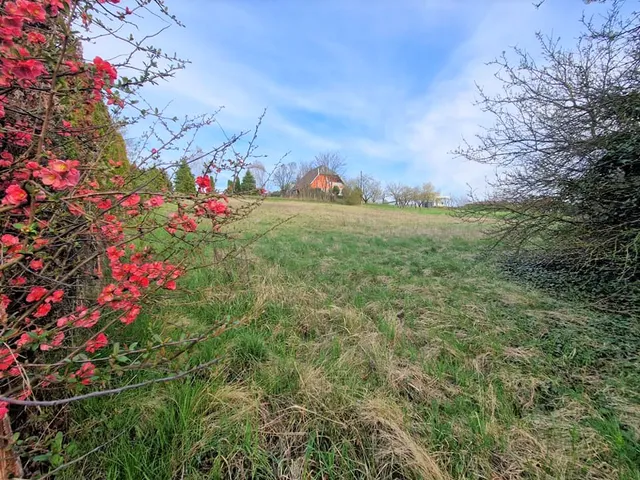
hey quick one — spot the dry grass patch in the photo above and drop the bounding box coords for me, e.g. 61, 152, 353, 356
359, 397, 451, 480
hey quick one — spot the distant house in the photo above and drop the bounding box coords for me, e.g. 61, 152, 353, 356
294, 166, 345, 196
434, 195, 451, 207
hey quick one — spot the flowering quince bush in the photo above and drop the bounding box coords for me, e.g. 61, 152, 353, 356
0, 0, 264, 471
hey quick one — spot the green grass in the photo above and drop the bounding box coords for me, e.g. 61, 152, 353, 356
59, 201, 640, 479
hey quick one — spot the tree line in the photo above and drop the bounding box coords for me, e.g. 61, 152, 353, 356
270, 152, 445, 207
169, 150, 447, 206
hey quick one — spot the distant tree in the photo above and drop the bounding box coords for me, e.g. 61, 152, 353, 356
332, 185, 341, 196
241, 170, 257, 193
344, 186, 363, 205
174, 159, 196, 194
226, 179, 234, 194
349, 174, 383, 204
313, 151, 346, 176
273, 162, 298, 194
249, 162, 267, 189
296, 160, 314, 182
132, 166, 173, 193
234, 177, 242, 194
386, 182, 404, 206
364, 177, 384, 204
418, 182, 438, 207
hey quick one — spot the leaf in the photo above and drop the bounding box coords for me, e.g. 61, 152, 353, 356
51, 453, 64, 467
53, 431, 63, 450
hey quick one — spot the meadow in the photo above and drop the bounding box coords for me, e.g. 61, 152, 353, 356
61, 200, 639, 479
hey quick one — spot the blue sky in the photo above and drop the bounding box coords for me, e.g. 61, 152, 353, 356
86, 0, 611, 196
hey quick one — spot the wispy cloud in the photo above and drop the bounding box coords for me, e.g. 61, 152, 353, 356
87, 0, 612, 195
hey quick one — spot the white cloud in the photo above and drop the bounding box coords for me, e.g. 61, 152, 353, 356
84, 0, 608, 195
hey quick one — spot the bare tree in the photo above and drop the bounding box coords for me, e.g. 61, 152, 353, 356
296, 160, 315, 182
313, 151, 347, 176
359, 174, 384, 204
347, 174, 383, 203
272, 162, 298, 194
456, 2, 640, 311
249, 161, 267, 189
386, 182, 413, 207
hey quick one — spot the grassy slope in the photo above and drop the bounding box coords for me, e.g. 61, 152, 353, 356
62, 200, 639, 480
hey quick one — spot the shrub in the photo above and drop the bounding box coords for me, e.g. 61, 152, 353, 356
344, 187, 363, 205
456, 4, 640, 313
0, 0, 264, 471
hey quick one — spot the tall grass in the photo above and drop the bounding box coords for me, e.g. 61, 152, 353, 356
59, 201, 640, 479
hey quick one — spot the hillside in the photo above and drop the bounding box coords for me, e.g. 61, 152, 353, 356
60, 200, 640, 479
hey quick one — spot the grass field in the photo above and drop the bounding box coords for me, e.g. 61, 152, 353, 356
61, 200, 639, 479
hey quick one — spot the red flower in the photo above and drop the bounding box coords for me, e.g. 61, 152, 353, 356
1, 234, 20, 247
144, 195, 164, 208
0, 348, 15, 371
206, 200, 228, 216
40, 331, 64, 351
74, 308, 100, 328
63, 60, 79, 73
16, 333, 32, 348
16, 0, 47, 22
92, 56, 117, 82
106, 246, 124, 263
33, 302, 51, 318
10, 276, 27, 286
26, 31, 46, 44
36, 168, 61, 187
0, 152, 13, 167
85, 333, 108, 353
98, 284, 117, 304
12, 59, 47, 81
47, 290, 64, 303
120, 305, 141, 325
72, 362, 95, 385
164, 280, 177, 290
111, 175, 124, 187
49, 159, 68, 173
97, 198, 112, 210
121, 193, 140, 207
0, 402, 8, 420
196, 176, 212, 193
65, 167, 80, 187
26, 286, 47, 302
39, 160, 80, 189
2, 184, 27, 205
29, 258, 43, 270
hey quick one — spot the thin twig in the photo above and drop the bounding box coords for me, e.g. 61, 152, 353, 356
0, 358, 220, 407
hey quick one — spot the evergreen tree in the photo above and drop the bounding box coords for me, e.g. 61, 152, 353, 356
133, 166, 173, 193
241, 170, 257, 194
226, 179, 233, 194
234, 176, 242, 194
174, 160, 196, 194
